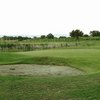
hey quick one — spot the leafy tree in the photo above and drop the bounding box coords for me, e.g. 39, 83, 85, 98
90, 30, 100, 37
47, 33, 54, 39
83, 34, 89, 37
70, 29, 84, 40
59, 36, 66, 39
41, 35, 46, 39
33, 36, 37, 39
18, 36, 23, 41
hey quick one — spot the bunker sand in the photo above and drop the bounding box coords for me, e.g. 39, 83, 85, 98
0, 64, 84, 76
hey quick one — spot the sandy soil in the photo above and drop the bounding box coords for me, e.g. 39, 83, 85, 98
0, 64, 84, 76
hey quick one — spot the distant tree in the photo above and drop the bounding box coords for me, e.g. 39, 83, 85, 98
90, 30, 100, 37
18, 36, 23, 41
59, 36, 66, 39
47, 33, 54, 39
33, 36, 37, 39
41, 35, 46, 39
2, 36, 8, 40
83, 34, 89, 37
70, 29, 84, 40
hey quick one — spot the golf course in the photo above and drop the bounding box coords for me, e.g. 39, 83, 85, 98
0, 37, 100, 100
1, 0, 100, 99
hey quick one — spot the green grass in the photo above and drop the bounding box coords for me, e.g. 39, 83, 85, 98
0, 73, 100, 100
0, 46, 100, 99
18, 49, 100, 73
0, 52, 28, 64
0, 48, 100, 73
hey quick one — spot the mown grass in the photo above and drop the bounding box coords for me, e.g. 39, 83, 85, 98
18, 49, 100, 73
0, 46, 100, 99
0, 48, 100, 73
0, 52, 28, 64
0, 73, 100, 100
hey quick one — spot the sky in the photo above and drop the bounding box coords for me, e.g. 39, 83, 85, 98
0, 0, 100, 37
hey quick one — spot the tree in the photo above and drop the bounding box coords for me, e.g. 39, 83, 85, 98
90, 30, 100, 37
18, 36, 23, 41
41, 35, 46, 39
59, 36, 66, 39
83, 34, 89, 37
47, 33, 54, 39
33, 36, 37, 39
70, 29, 84, 40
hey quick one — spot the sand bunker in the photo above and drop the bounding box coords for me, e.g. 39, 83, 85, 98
0, 64, 84, 76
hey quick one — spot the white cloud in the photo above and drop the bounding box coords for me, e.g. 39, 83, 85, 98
0, 0, 100, 36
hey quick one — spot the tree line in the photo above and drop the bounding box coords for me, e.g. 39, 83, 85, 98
0, 29, 100, 41
70, 29, 100, 37
36, 30, 100, 39
0, 29, 100, 51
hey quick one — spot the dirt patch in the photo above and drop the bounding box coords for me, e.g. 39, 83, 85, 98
0, 64, 84, 76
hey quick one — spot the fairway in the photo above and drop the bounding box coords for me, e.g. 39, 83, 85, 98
0, 64, 84, 76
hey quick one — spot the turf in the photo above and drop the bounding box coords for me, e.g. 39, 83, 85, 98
0, 49, 100, 73
0, 73, 100, 100
0, 52, 27, 64
0, 48, 100, 73
18, 49, 100, 73
0, 48, 100, 99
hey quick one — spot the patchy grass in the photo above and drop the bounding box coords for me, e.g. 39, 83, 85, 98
0, 73, 100, 100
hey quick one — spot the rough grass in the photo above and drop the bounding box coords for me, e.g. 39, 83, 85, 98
0, 73, 100, 100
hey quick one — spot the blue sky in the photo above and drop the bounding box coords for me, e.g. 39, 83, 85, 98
0, 0, 100, 37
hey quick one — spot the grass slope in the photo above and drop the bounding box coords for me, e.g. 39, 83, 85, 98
0, 52, 27, 64
0, 48, 100, 73
19, 49, 100, 73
